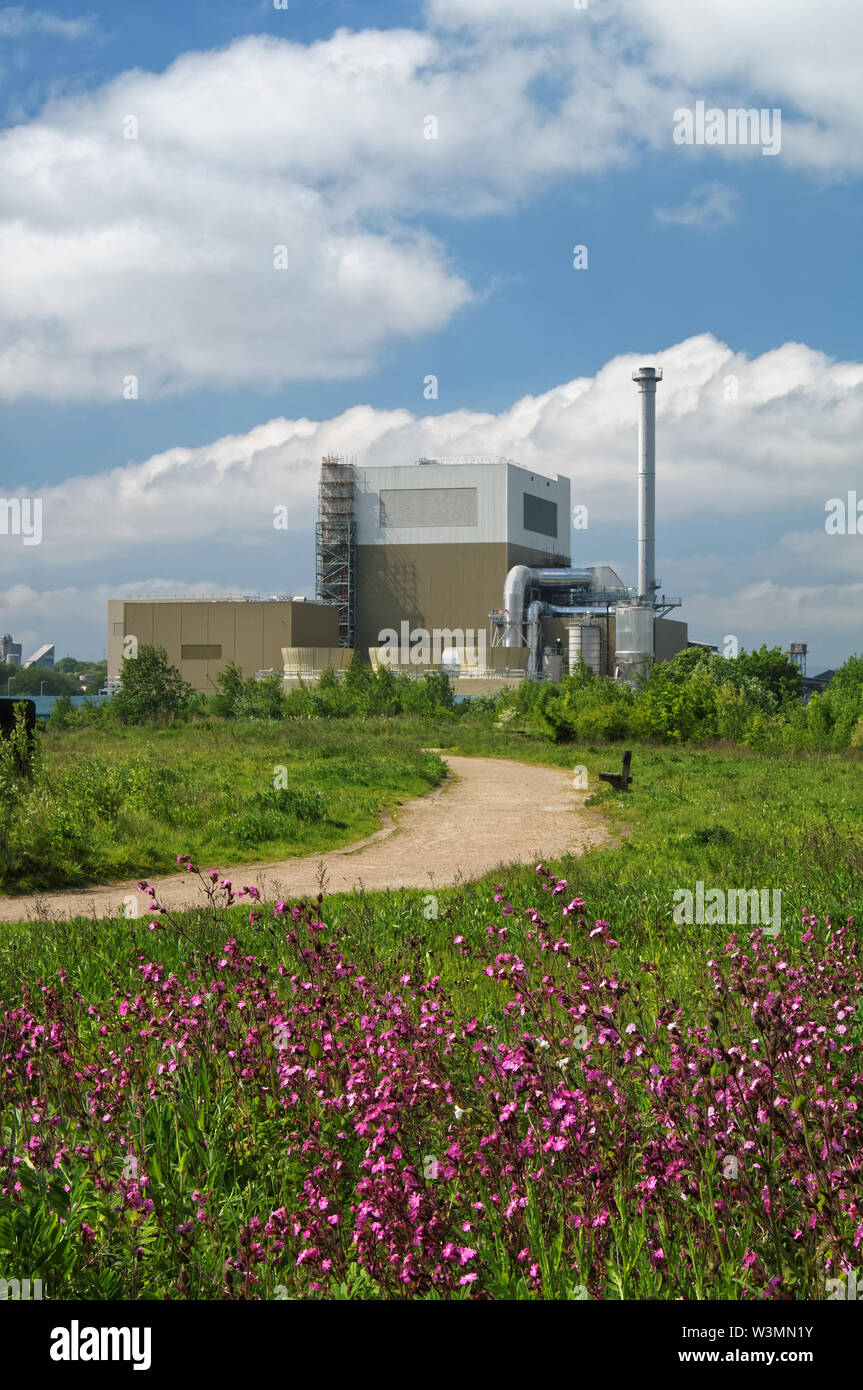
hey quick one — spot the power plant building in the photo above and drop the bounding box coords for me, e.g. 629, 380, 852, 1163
352, 459, 571, 658
107, 597, 339, 693
107, 366, 691, 691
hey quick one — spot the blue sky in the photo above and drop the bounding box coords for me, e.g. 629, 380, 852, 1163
1, 0, 862, 670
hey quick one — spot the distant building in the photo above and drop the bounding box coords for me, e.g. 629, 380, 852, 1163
802, 670, 835, 698
0, 633, 22, 666
351, 459, 572, 658
107, 597, 340, 693
23, 643, 55, 669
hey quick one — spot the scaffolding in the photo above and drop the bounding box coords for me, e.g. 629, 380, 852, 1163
315, 454, 356, 648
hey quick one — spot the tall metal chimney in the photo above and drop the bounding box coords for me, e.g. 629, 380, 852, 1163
632, 365, 662, 604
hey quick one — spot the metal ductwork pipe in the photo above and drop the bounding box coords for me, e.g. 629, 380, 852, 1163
526, 600, 543, 678
502, 565, 532, 647
502, 565, 592, 647
530, 568, 592, 589
632, 366, 662, 605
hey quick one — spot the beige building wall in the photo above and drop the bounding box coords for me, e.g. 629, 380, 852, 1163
355, 540, 565, 657
108, 599, 339, 692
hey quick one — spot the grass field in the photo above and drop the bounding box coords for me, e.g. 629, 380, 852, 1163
1, 725, 861, 1299
0, 720, 446, 893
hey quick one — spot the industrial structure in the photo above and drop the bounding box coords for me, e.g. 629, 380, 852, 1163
107, 597, 339, 693
350, 457, 571, 668
109, 364, 692, 692
23, 643, 54, 669
344, 365, 685, 682
0, 634, 22, 666
315, 455, 357, 649
486, 366, 684, 681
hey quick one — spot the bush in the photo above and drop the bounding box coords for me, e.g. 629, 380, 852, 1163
112, 645, 193, 725
228, 783, 328, 849
0, 703, 42, 862
246, 784, 327, 822
210, 663, 285, 721
46, 694, 75, 731
210, 661, 245, 719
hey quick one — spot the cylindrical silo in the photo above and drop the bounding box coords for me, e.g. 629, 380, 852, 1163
568, 619, 603, 676
614, 603, 654, 681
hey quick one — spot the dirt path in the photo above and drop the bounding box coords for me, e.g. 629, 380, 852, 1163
0, 755, 610, 923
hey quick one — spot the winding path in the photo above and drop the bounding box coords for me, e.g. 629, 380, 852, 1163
0, 755, 609, 922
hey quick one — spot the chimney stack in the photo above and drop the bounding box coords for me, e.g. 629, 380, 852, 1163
632, 365, 662, 605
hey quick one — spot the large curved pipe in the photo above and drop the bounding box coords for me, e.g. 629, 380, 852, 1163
502, 565, 532, 647
502, 565, 592, 647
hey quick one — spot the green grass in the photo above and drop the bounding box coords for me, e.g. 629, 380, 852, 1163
3, 710, 863, 921
5, 718, 863, 1001
1, 726, 861, 1299
0, 719, 446, 893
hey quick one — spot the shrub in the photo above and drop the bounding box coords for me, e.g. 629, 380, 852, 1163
112, 645, 193, 725
212, 663, 285, 721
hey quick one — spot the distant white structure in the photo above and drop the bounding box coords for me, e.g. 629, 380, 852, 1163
23, 643, 55, 669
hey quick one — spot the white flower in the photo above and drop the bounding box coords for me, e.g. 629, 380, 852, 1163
454, 1105, 466, 1120
536, 1038, 550, 1051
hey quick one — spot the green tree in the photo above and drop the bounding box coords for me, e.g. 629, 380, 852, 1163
54, 657, 108, 694
0, 702, 42, 859
7, 668, 78, 696
343, 651, 376, 715
112, 644, 193, 724
735, 645, 803, 707
314, 666, 351, 717
235, 671, 285, 720
798, 652, 863, 750
47, 693, 75, 731
211, 661, 245, 719
211, 661, 286, 720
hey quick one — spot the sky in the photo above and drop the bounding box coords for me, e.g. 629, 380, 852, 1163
0, 0, 862, 671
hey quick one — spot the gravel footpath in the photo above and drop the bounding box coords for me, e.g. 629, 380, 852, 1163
0, 754, 609, 922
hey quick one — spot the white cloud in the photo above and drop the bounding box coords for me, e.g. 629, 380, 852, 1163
655, 181, 740, 228
0, 7, 93, 39
3, 332, 860, 554
3, 333, 863, 665
4, 2, 861, 401
681, 578, 863, 663
0, 30, 491, 401
427, 0, 581, 33
428, 0, 863, 173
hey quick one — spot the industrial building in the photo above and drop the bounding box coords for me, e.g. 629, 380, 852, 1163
353, 457, 571, 664
108, 366, 690, 692
107, 597, 339, 693
313, 367, 688, 682
23, 643, 54, 669
0, 634, 22, 666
